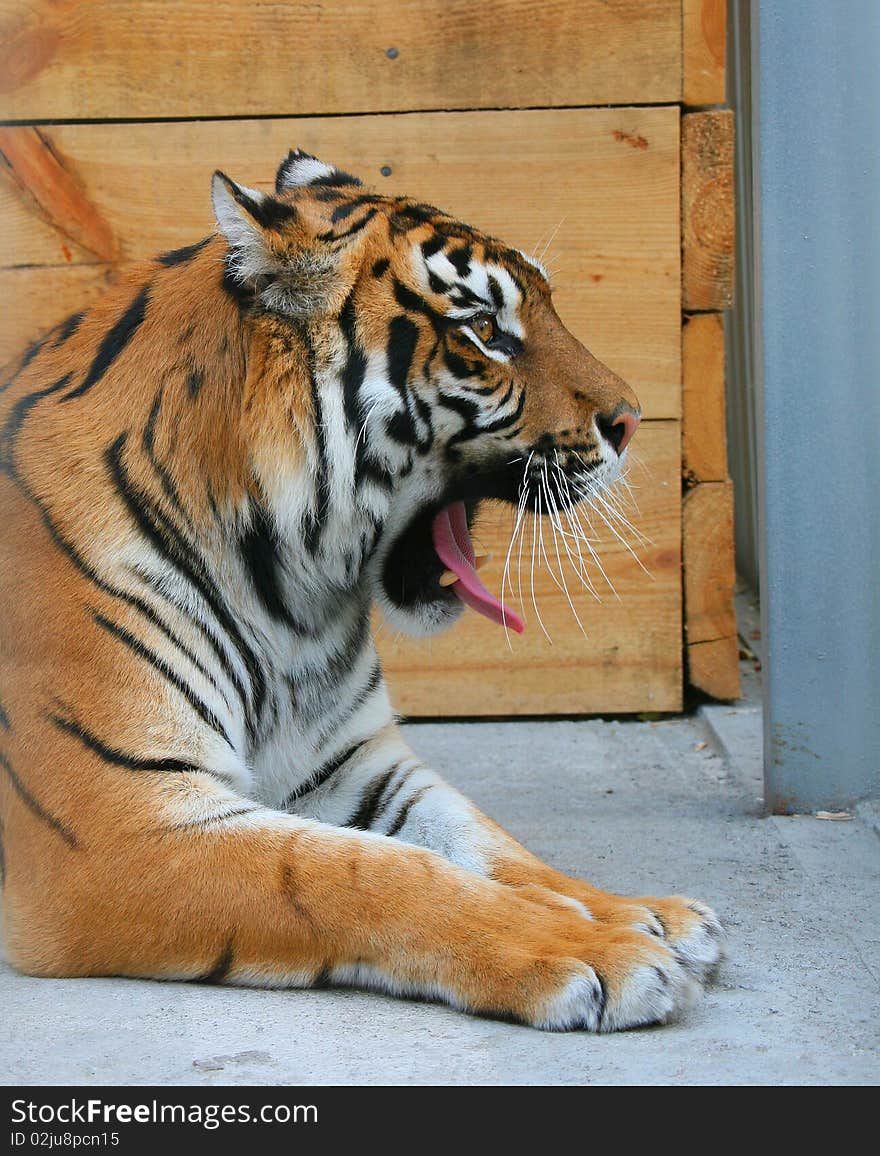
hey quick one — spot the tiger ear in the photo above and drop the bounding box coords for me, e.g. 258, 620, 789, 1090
212, 170, 296, 280
275, 148, 362, 192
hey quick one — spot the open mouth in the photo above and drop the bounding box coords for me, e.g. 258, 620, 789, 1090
381, 464, 527, 634
431, 502, 524, 633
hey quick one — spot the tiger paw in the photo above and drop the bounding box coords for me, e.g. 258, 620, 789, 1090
470, 889, 707, 1032
520, 926, 702, 1032
528, 879, 726, 986
635, 895, 726, 984
581, 892, 726, 984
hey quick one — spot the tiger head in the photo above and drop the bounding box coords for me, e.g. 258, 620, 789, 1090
212, 150, 641, 637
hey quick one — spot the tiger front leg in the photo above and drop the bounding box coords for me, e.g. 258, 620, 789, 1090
286, 727, 718, 1025
5, 769, 697, 1033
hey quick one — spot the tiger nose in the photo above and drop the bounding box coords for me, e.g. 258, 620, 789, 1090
597, 410, 641, 456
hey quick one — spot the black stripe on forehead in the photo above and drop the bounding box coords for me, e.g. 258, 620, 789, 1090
446, 245, 472, 278
331, 194, 380, 223
483, 242, 541, 292
448, 285, 485, 308
487, 274, 505, 310
420, 234, 446, 260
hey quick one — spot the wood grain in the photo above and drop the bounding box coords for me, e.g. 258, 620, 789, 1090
682, 311, 728, 483
379, 421, 682, 716
683, 479, 736, 647
0, 1, 681, 121
683, 0, 727, 106
682, 110, 734, 310
0, 126, 119, 264
687, 636, 740, 700
0, 108, 682, 417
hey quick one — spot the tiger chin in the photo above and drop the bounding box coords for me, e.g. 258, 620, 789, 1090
0, 149, 723, 1032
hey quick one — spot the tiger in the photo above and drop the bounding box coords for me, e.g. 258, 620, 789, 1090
0, 149, 723, 1032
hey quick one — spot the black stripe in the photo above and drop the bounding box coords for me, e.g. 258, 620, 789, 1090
0, 751, 79, 849
309, 608, 372, 701
371, 258, 390, 278
157, 236, 212, 267
106, 433, 265, 735
420, 234, 446, 260
3, 439, 248, 726
116, 569, 242, 718
200, 938, 235, 983
93, 612, 235, 750
54, 311, 85, 346
437, 389, 480, 429
374, 766, 417, 826
49, 711, 202, 774
474, 387, 527, 437
392, 279, 447, 334
3, 450, 250, 738
62, 285, 150, 402
327, 662, 383, 736
385, 785, 432, 838
338, 290, 366, 435
445, 387, 527, 455
282, 737, 373, 808
308, 169, 361, 189
388, 202, 445, 233
240, 498, 305, 630
449, 285, 483, 309
319, 208, 378, 243
331, 195, 378, 224
338, 291, 395, 494
186, 366, 204, 398
303, 343, 330, 554
385, 315, 420, 445
142, 389, 193, 527
221, 260, 253, 310
225, 181, 296, 231
346, 761, 402, 831
0, 373, 73, 470
446, 245, 472, 278
487, 274, 505, 311
491, 380, 516, 413
0, 700, 9, 729
443, 345, 483, 379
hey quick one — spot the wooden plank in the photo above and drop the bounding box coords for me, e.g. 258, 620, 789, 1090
0, 127, 119, 264
687, 635, 740, 700
682, 311, 728, 482
682, 110, 734, 310
683, 479, 736, 646
0, 1, 681, 121
378, 421, 682, 716
683, 0, 727, 106
0, 108, 682, 417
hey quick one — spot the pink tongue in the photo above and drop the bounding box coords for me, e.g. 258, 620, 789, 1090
431, 502, 525, 634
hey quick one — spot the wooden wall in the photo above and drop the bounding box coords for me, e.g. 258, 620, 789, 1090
0, 0, 738, 714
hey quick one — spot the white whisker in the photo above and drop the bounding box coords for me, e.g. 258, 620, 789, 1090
530, 490, 551, 642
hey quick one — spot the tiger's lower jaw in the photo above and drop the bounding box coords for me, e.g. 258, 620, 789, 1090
373, 499, 472, 639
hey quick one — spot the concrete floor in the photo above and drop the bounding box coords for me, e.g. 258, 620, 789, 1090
2, 658, 878, 1086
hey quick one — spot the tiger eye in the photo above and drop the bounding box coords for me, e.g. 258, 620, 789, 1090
471, 315, 495, 343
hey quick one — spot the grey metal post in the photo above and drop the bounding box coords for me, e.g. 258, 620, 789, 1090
755, 2, 880, 811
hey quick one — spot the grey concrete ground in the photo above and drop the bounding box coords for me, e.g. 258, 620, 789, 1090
2, 657, 878, 1086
